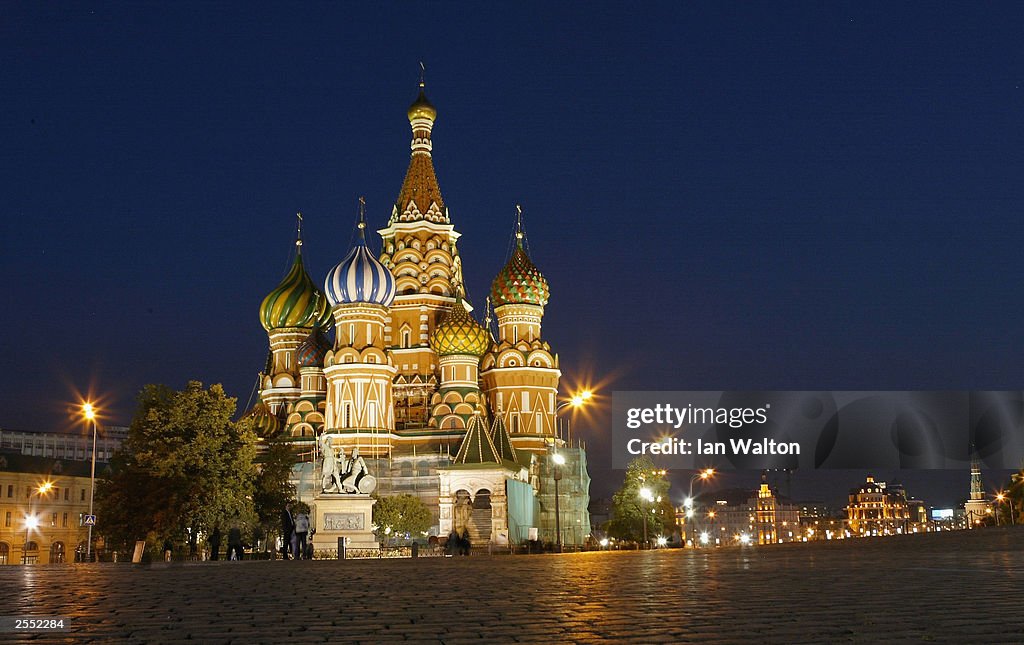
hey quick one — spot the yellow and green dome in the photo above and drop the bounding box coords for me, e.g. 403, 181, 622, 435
259, 251, 332, 332
430, 299, 491, 357
244, 400, 280, 440
490, 241, 549, 307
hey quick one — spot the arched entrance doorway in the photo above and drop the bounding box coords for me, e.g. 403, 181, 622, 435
469, 489, 492, 544
50, 541, 65, 564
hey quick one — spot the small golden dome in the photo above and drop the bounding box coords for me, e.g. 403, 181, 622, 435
407, 84, 437, 122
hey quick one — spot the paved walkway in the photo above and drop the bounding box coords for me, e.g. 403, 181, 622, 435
2, 527, 1023, 643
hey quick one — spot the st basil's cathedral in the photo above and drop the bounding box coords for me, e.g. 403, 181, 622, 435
249, 80, 591, 545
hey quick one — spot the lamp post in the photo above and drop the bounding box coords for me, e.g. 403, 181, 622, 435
639, 487, 654, 549
684, 469, 714, 546
547, 390, 591, 550
552, 452, 565, 552
996, 492, 1016, 526
23, 515, 39, 564
83, 403, 98, 562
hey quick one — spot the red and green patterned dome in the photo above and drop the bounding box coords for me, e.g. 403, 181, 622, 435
430, 299, 491, 357
490, 241, 549, 307
296, 324, 332, 368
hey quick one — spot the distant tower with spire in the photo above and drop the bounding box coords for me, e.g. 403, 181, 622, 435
964, 445, 991, 526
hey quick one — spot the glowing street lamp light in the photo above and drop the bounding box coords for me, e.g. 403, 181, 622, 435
23, 514, 39, 564
83, 402, 99, 562
656, 536, 668, 548
699, 531, 710, 545
995, 492, 1016, 526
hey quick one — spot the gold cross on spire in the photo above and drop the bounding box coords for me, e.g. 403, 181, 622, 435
296, 211, 303, 248
419, 61, 426, 88
515, 203, 524, 240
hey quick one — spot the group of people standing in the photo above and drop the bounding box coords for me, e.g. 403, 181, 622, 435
281, 501, 312, 559
207, 525, 246, 561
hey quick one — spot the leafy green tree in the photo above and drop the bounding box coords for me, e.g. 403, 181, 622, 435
607, 457, 674, 544
373, 494, 433, 544
96, 381, 258, 552
998, 466, 1024, 525
251, 434, 297, 553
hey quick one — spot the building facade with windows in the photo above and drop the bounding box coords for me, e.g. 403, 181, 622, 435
845, 475, 911, 536
0, 453, 97, 564
0, 427, 125, 464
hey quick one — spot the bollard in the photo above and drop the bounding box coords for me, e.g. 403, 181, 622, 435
338, 537, 346, 560
412, 543, 419, 558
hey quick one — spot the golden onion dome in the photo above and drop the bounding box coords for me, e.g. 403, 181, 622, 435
407, 84, 437, 122
259, 251, 332, 332
430, 299, 491, 357
491, 240, 550, 307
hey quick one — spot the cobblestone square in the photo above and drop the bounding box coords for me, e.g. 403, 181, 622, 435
2, 528, 1022, 644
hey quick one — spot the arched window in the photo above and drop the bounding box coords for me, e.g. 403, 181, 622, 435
402, 329, 411, 348
49, 541, 65, 564
0, 542, 9, 565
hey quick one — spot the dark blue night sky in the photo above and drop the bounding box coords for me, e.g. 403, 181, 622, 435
3, 3, 1023, 505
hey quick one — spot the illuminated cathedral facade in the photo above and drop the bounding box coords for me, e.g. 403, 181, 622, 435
249, 81, 591, 545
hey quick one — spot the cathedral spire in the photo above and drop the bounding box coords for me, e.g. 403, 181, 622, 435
357, 196, 367, 242
392, 73, 446, 224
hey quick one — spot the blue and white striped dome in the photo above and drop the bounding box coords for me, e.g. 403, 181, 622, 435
324, 230, 396, 307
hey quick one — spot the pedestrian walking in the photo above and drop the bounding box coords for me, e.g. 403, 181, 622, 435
281, 501, 296, 560
227, 525, 244, 561
209, 527, 222, 561
294, 510, 309, 559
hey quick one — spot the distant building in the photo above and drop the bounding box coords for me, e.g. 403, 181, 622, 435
680, 473, 799, 546
0, 427, 125, 464
845, 475, 911, 536
0, 452, 98, 564
963, 451, 991, 527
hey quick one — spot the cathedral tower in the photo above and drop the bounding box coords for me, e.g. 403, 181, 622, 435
377, 81, 465, 429
322, 203, 398, 457
258, 221, 332, 415
428, 297, 490, 429
481, 212, 560, 452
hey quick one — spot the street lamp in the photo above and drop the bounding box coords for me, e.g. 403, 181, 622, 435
639, 487, 654, 549
83, 402, 99, 562
996, 492, 1016, 526
554, 389, 593, 443
552, 452, 566, 553
685, 469, 714, 546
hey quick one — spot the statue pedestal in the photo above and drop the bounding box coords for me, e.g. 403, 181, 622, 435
312, 493, 378, 551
